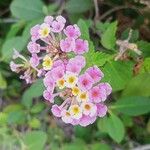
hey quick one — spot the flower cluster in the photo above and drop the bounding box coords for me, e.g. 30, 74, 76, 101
43, 55, 112, 126
10, 15, 112, 126
10, 15, 88, 83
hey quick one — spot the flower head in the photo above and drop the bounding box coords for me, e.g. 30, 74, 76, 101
10, 15, 111, 127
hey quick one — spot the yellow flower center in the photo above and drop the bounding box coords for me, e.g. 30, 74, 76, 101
40, 28, 50, 38
42, 55, 53, 70
65, 73, 78, 88
72, 86, 80, 96
72, 106, 80, 114
84, 104, 91, 110
57, 78, 65, 89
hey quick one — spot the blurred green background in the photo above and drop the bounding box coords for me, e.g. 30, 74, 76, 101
0, 0, 150, 150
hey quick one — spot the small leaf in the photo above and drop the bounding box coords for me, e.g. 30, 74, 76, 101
77, 19, 90, 40
1, 36, 26, 62
23, 131, 47, 150
111, 96, 150, 116
30, 103, 45, 114
74, 126, 92, 142
101, 21, 117, 50
28, 118, 41, 129
137, 40, 150, 57
122, 73, 150, 97
102, 61, 133, 91
3, 104, 23, 113
97, 117, 109, 133
10, 0, 44, 21
140, 58, 150, 74
6, 21, 25, 39
121, 28, 139, 42
85, 50, 112, 68
65, 0, 93, 14
7, 110, 26, 124
22, 79, 45, 108
107, 113, 125, 143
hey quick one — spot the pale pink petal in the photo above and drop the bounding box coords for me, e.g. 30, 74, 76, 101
73, 39, 89, 54
78, 73, 94, 91
86, 66, 104, 83
96, 104, 107, 117
51, 105, 62, 117
60, 38, 75, 52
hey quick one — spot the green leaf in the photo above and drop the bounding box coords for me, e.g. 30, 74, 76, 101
22, 79, 45, 108
101, 21, 117, 50
91, 143, 112, 150
122, 73, 150, 97
96, 22, 110, 33
6, 21, 25, 39
65, 0, 93, 14
3, 104, 23, 113
121, 28, 139, 42
137, 40, 150, 57
7, 110, 26, 124
1, 36, 26, 62
10, 0, 44, 21
28, 118, 41, 129
140, 58, 150, 74
30, 103, 45, 114
78, 20, 111, 68
102, 61, 133, 91
74, 126, 92, 142
111, 96, 150, 116
85, 50, 112, 68
0, 113, 8, 126
0, 73, 7, 89
97, 117, 109, 133
107, 113, 125, 143
23, 131, 47, 150
77, 19, 90, 40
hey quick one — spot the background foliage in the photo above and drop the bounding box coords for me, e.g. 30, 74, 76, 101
0, 0, 150, 149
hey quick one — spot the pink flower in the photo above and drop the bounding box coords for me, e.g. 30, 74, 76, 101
60, 38, 75, 52
64, 24, 81, 39
86, 66, 104, 83
43, 90, 54, 103
30, 24, 40, 41
73, 39, 89, 54
43, 74, 55, 91
53, 60, 65, 69
98, 83, 112, 96
56, 15, 66, 24
27, 41, 40, 53
89, 86, 107, 103
96, 104, 107, 117
78, 73, 94, 91
44, 16, 54, 25
69, 55, 86, 69
61, 109, 73, 124
50, 66, 65, 80
29, 54, 40, 68
66, 60, 82, 74
51, 21, 65, 33
79, 115, 96, 127
51, 105, 62, 117
81, 102, 97, 117
10, 61, 20, 72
